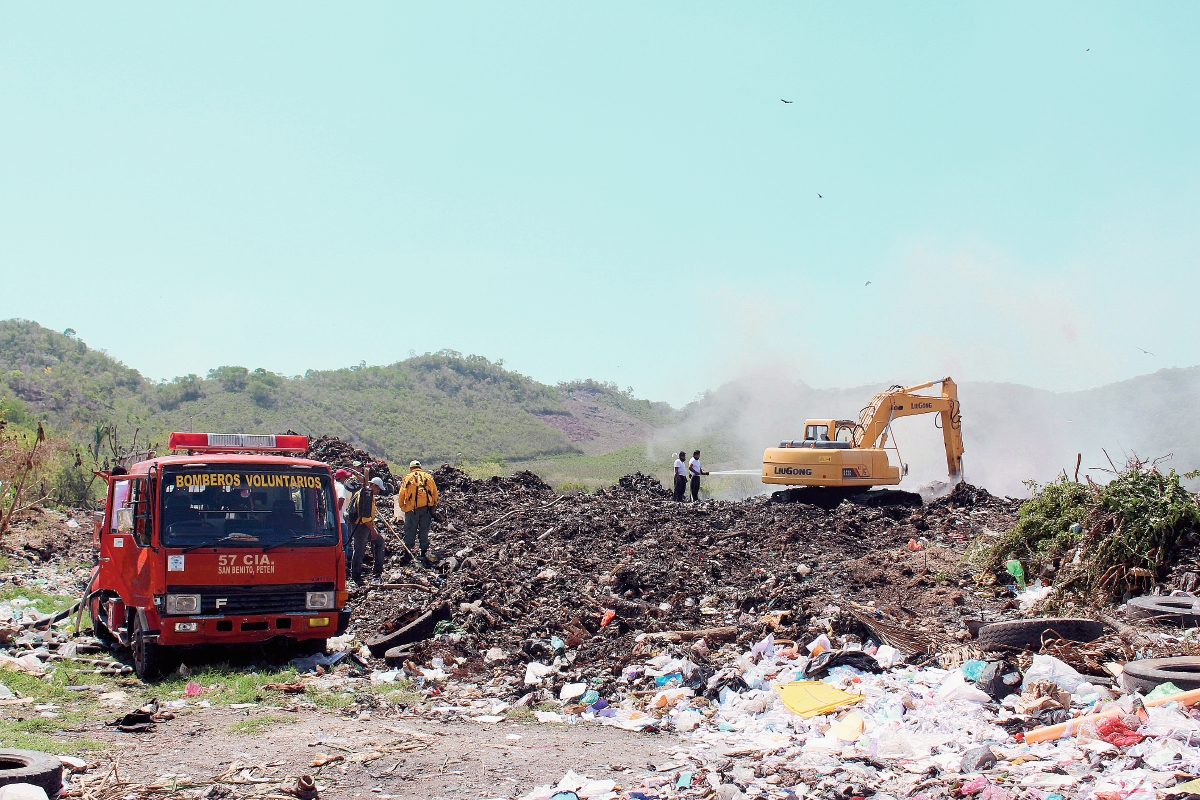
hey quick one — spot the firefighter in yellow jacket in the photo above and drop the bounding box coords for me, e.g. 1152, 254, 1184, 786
398, 460, 439, 565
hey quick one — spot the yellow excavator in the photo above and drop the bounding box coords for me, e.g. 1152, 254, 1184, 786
761, 377, 964, 506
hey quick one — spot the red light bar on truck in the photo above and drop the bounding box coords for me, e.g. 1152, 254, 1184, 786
167, 433, 309, 454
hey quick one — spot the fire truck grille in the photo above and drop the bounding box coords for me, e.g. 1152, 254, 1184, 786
167, 584, 334, 616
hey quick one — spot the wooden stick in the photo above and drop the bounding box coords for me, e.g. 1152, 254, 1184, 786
639, 627, 736, 643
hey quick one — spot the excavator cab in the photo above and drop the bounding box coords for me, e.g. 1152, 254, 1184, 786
804, 423, 829, 441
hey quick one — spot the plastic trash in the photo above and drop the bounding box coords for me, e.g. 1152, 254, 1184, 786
961, 660, 987, 681
1005, 559, 1027, 591
559, 682, 587, 701
804, 650, 882, 678
1022, 654, 1088, 693
776, 681, 863, 718
183, 681, 205, 697
290, 651, 348, 673
524, 661, 554, 685
750, 633, 775, 660
370, 669, 403, 684
806, 633, 832, 656
830, 712, 865, 741
650, 687, 693, 709
1016, 580, 1054, 609
1145, 681, 1183, 701
936, 670, 992, 703
875, 644, 903, 668
1096, 716, 1145, 746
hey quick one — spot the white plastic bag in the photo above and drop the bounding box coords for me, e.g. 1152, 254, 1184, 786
1022, 654, 1086, 693
936, 670, 991, 703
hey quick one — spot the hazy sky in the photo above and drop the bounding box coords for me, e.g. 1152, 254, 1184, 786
2, 4, 1198, 406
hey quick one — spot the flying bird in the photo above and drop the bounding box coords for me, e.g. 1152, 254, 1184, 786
1136, 347, 1155, 356
781, 99, 793, 104
865, 281, 871, 286
817, 194, 822, 198
1086, 48, 1090, 51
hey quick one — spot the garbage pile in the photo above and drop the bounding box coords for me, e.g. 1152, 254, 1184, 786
305, 434, 398, 491
348, 467, 1021, 695
511, 629, 1200, 800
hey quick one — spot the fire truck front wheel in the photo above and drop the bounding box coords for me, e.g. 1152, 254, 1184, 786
132, 618, 167, 681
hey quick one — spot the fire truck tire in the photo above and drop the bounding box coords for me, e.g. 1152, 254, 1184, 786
0, 748, 63, 796
132, 619, 164, 681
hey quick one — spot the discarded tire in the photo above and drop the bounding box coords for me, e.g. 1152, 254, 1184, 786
1126, 595, 1200, 627
0, 749, 63, 796
976, 618, 1107, 652
1121, 657, 1200, 694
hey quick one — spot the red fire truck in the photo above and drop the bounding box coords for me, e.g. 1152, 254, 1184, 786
89, 433, 349, 679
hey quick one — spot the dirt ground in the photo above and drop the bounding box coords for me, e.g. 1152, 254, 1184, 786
82, 707, 667, 799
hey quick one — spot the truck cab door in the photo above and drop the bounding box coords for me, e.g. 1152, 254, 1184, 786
100, 477, 155, 607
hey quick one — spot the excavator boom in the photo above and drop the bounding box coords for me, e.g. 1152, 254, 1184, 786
853, 378, 963, 479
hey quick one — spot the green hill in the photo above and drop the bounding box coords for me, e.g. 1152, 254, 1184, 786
0, 320, 673, 470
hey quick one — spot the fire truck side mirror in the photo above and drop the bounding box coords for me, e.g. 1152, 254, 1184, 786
115, 508, 135, 532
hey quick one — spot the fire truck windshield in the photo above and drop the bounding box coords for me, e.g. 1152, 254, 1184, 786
159, 468, 338, 550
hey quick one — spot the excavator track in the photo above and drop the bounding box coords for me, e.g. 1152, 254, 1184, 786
768, 487, 923, 510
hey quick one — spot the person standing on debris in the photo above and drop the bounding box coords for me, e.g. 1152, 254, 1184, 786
399, 460, 439, 565
334, 469, 353, 561
673, 451, 688, 502
349, 477, 387, 584
688, 449, 709, 502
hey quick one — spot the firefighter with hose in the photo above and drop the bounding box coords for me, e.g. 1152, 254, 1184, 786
398, 460, 439, 567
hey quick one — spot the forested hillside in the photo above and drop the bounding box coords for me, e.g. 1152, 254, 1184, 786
0, 320, 668, 465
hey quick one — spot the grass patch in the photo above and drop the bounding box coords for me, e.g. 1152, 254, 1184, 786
382, 684, 422, 707
0, 586, 77, 615
505, 705, 534, 721
306, 688, 354, 710
0, 666, 108, 755
147, 664, 300, 705
229, 713, 298, 735
0, 720, 106, 755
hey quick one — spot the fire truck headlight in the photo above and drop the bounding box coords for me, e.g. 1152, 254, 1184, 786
306, 591, 334, 610
166, 594, 201, 615
175, 622, 198, 633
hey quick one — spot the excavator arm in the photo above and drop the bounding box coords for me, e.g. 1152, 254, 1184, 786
853, 377, 964, 480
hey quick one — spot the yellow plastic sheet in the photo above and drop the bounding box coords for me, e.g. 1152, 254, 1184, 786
774, 681, 863, 718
